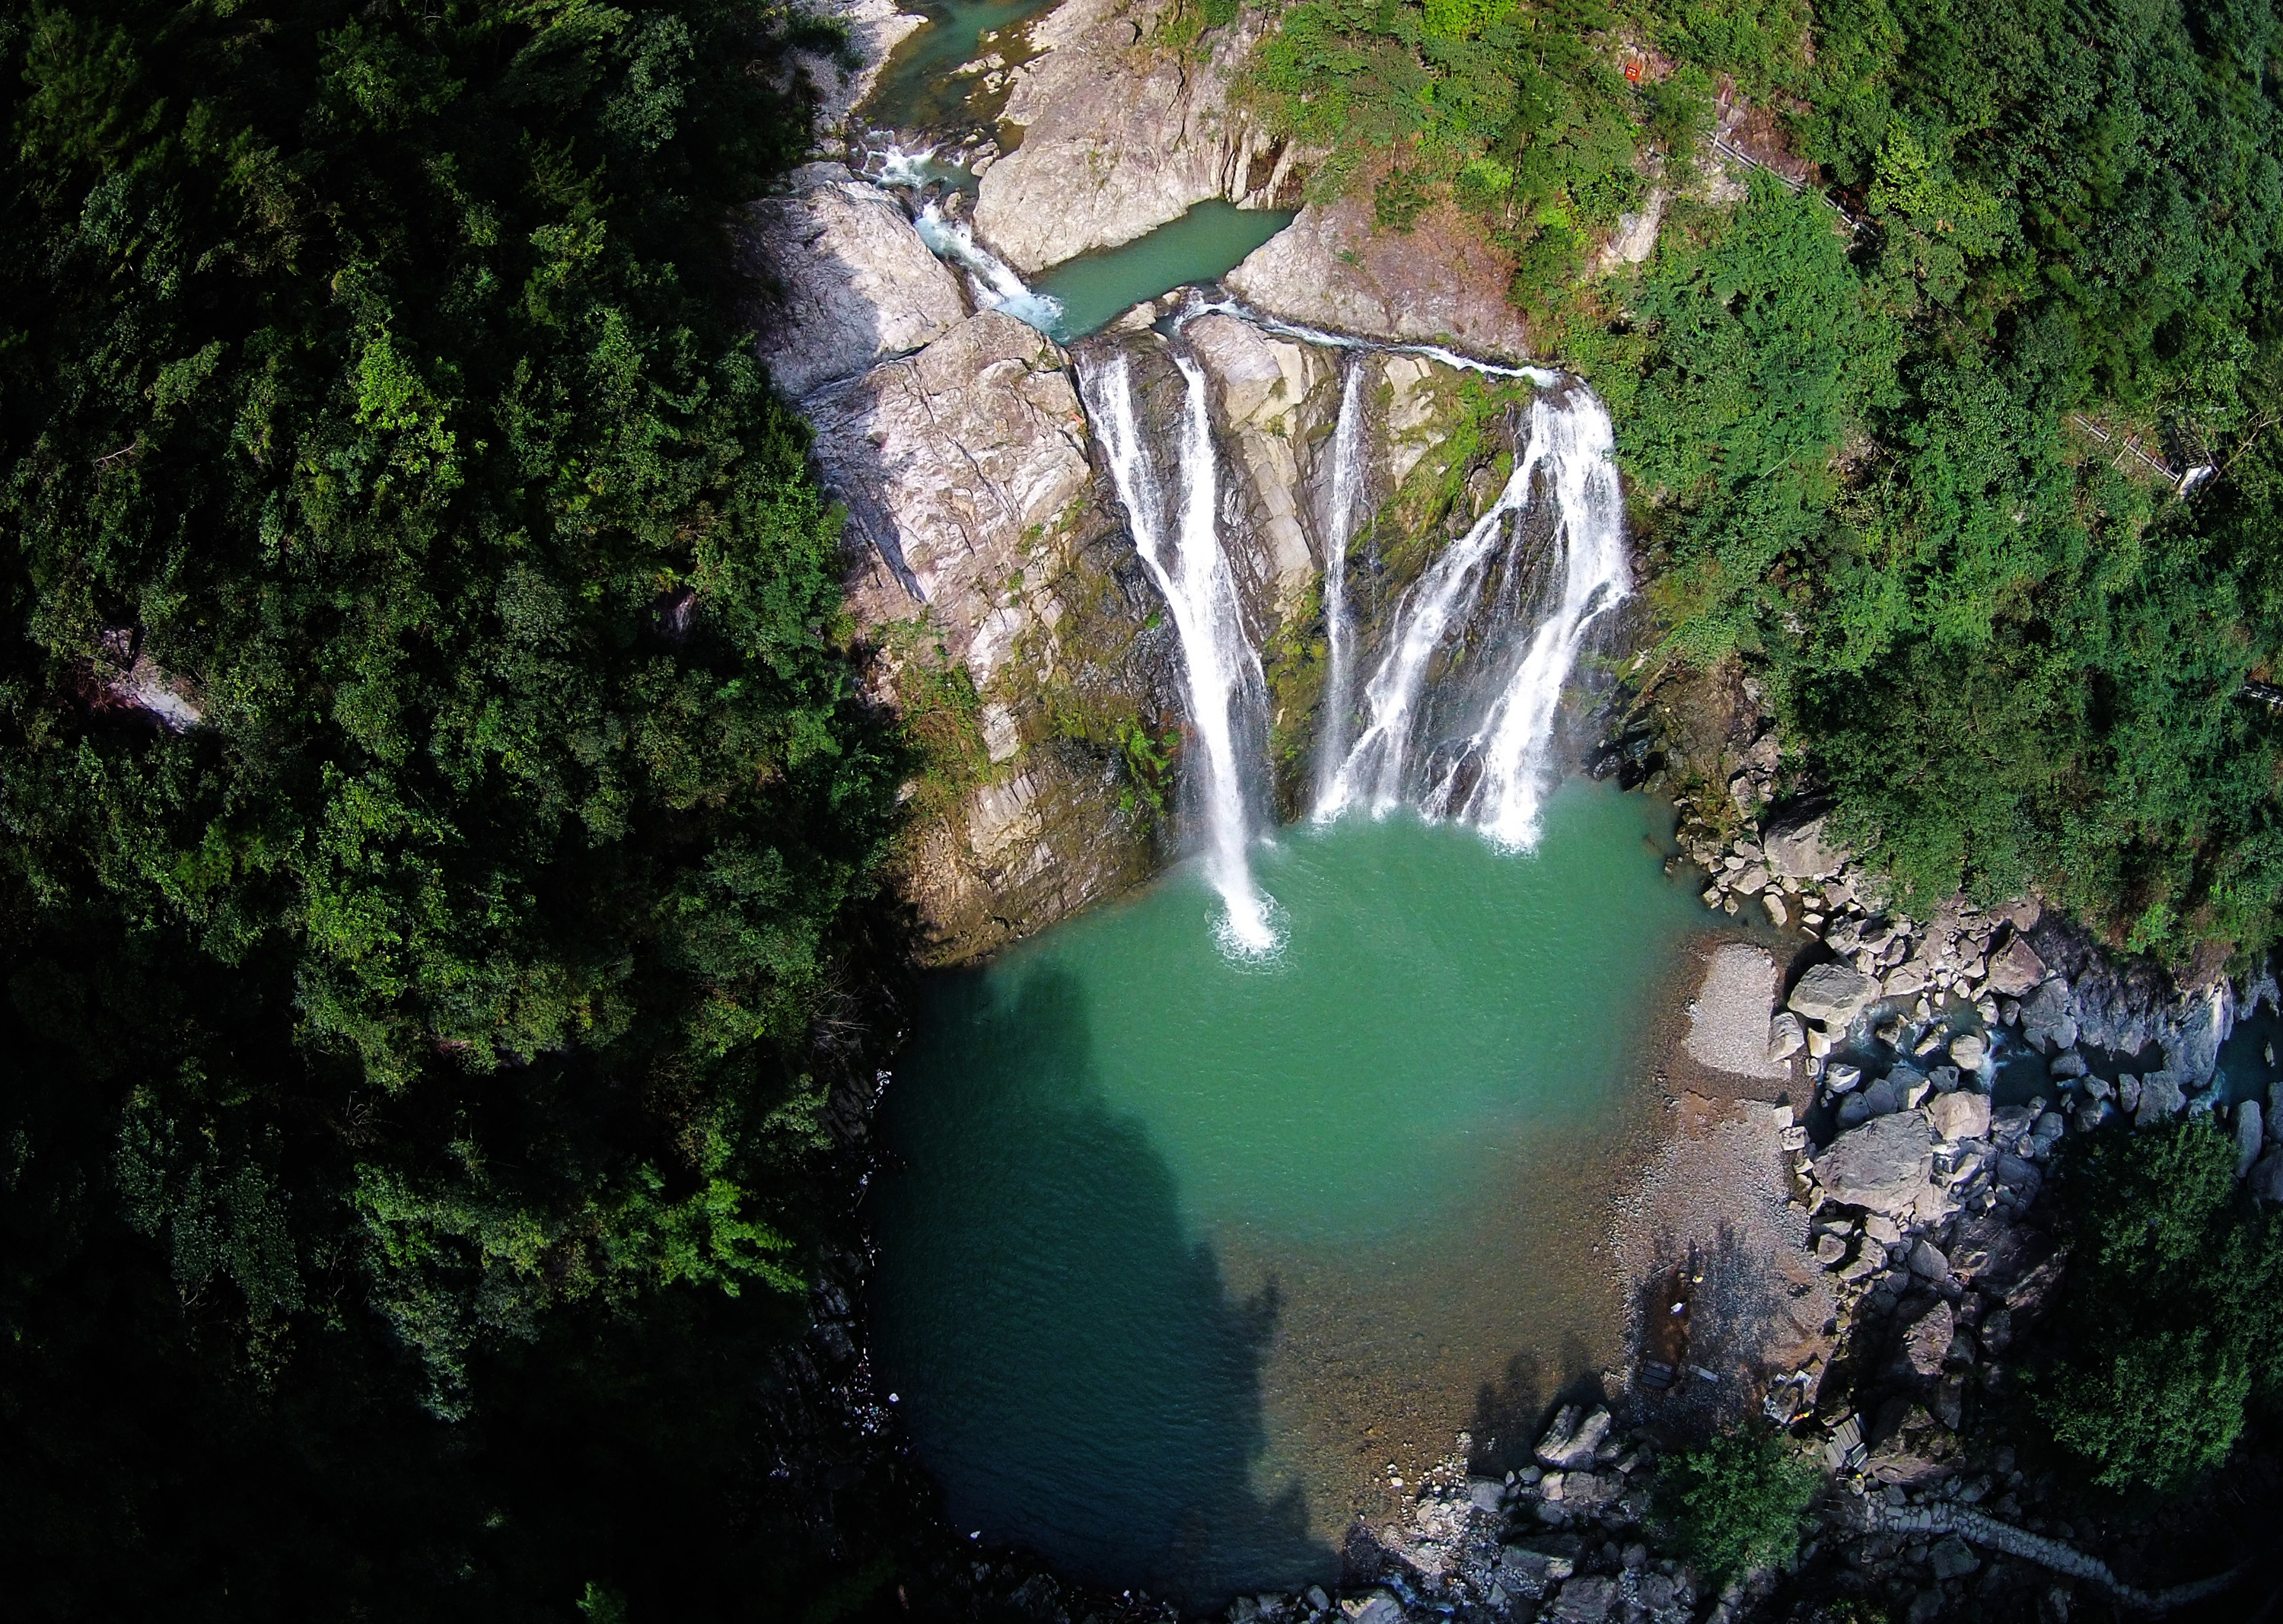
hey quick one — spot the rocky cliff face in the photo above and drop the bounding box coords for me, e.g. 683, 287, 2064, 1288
1223, 193, 1536, 361
740, 163, 967, 400
971, 0, 1304, 273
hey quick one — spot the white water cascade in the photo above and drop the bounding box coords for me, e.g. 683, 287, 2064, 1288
1317, 387, 1629, 849
1079, 352, 1282, 957
913, 202, 1066, 334
1315, 361, 1368, 803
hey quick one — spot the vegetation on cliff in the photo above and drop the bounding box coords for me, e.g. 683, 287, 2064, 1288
1, 0, 905, 1613
1244, 0, 2283, 960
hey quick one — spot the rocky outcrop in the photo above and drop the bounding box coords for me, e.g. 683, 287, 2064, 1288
807, 310, 1176, 960
971, 0, 1302, 272
810, 311, 1094, 675
1224, 193, 1536, 361
1183, 311, 1340, 619
740, 163, 968, 400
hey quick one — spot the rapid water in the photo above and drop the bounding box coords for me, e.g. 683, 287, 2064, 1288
871, 786, 1702, 1603
1314, 362, 1368, 802
1081, 351, 1279, 955
1317, 387, 1627, 846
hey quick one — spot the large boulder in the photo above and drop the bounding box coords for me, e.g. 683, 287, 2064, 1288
1223, 192, 1536, 361
1788, 963, 1880, 1029
1984, 934, 2049, 998
2251, 1145, 2283, 1204
1813, 1113, 1936, 1218
1762, 811, 1847, 879
1891, 1297, 1955, 1380
2238, 1102, 2266, 1179
740, 164, 966, 400
1683, 943, 1790, 1079
1926, 1091, 1992, 1142
971, 0, 1296, 272
1534, 1404, 1612, 1470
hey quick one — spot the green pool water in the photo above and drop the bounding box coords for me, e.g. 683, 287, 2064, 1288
1036, 202, 1298, 339
864, 0, 1046, 133
869, 781, 1703, 1603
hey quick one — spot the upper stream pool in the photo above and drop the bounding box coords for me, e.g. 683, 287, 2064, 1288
870, 780, 1704, 1603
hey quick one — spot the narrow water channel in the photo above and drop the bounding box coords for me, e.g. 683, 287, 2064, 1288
869, 782, 1702, 1603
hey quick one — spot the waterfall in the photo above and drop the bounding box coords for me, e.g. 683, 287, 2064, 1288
913, 203, 1066, 335
1079, 352, 1282, 957
1314, 361, 1368, 804
1431, 392, 1629, 848
1318, 388, 1629, 848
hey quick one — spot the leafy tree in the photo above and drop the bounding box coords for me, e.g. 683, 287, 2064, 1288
1660, 1422, 1821, 1580
2034, 1116, 2283, 1494
0, 0, 909, 1613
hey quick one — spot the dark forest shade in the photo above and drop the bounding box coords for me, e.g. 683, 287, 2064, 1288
0, 0, 903, 1615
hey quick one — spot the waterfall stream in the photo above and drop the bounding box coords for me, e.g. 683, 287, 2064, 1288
1080, 352, 1282, 957
1315, 363, 1367, 804
1317, 387, 1628, 848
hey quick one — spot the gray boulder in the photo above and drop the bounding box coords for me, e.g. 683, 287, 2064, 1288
1984, 935, 2049, 998
2135, 1072, 2186, 1126
740, 164, 966, 400
2236, 1101, 2265, 1178
1534, 1403, 1612, 1470
1225, 191, 1538, 361
1926, 1090, 1990, 1142
1949, 1031, 1988, 1071
1789, 963, 1880, 1028
2018, 978, 2078, 1052
1547, 1575, 1616, 1623
2252, 1145, 2283, 1204
1930, 1535, 1980, 1581
1815, 1113, 1937, 1217
1764, 811, 1847, 878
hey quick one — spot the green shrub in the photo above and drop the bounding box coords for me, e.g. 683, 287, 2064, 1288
1661, 1423, 1821, 1580
2034, 1117, 2283, 1494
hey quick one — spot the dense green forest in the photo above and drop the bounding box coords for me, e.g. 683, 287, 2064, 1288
0, 0, 911, 1615
1249, 0, 2283, 959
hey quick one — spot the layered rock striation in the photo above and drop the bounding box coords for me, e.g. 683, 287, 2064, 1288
970, 0, 1304, 272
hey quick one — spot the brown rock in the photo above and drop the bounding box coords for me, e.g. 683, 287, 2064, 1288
1224, 191, 1536, 361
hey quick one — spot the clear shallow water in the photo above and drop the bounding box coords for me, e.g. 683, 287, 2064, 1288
870, 782, 1701, 1602
1036, 202, 1298, 339
864, 0, 1048, 132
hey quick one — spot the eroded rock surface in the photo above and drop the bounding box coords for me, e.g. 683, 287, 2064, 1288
973, 0, 1301, 272
740, 163, 967, 400
808, 311, 1175, 960
1224, 193, 1536, 360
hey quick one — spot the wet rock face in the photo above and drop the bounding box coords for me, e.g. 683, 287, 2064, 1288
740, 164, 967, 400
1182, 313, 1339, 621
811, 312, 1094, 687
807, 311, 1175, 962
1223, 193, 1536, 361
971, 0, 1301, 273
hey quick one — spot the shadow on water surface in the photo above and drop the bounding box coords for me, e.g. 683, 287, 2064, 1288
1466, 1333, 1605, 1478
870, 964, 1333, 1606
